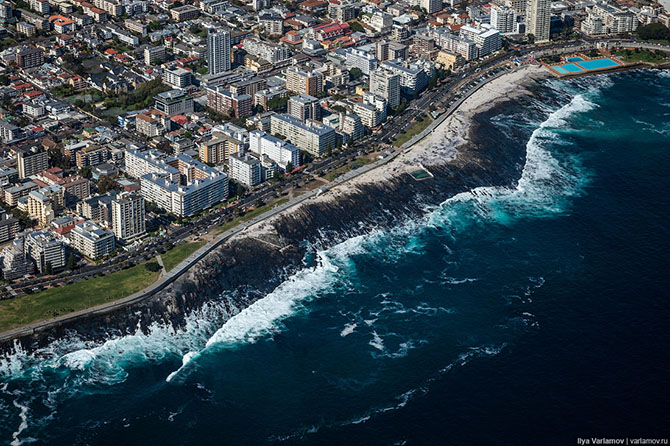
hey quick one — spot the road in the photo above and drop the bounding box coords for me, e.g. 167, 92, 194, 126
3, 38, 668, 340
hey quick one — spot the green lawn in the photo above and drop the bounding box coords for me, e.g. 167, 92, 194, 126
613, 49, 668, 64
323, 157, 373, 182
0, 262, 161, 333
161, 241, 206, 272
393, 116, 433, 147
218, 198, 289, 233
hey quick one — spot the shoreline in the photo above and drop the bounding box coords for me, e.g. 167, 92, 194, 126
1, 64, 551, 353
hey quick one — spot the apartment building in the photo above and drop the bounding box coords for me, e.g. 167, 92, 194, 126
111, 191, 145, 243
24, 230, 65, 273
17, 146, 48, 179
270, 114, 336, 157
71, 220, 115, 259
228, 151, 262, 188
249, 130, 300, 170
286, 67, 324, 96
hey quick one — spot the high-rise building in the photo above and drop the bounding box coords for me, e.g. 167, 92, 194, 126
270, 114, 336, 157
207, 28, 231, 75
1, 239, 34, 280
420, 0, 442, 14
249, 131, 301, 171
491, 5, 516, 33
526, 0, 551, 43
17, 146, 49, 179
370, 69, 401, 108
144, 45, 166, 65
111, 191, 146, 243
154, 89, 194, 116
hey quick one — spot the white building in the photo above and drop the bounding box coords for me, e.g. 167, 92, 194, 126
164, 67, 192, 89
124, 148, 180, 181
270, 114, 337, 157
111, 191, 146, 243
249, 130, 301, 170
381, 59, 429, 95
154, 89, 194, 117
243, 37, 290, 64
24, 230, 65, 273
207, 28, 231, 75
369, 11, 393, 33
491, 5, 516, 34
370, 68, 400, 108
1, 239, 34, 280
228, 151, 262, 187
288, 94, 321, 122
459, 25, 502, 57
344, 48, 379, 76
71, 220, 116, 259
582, 1, 638, 35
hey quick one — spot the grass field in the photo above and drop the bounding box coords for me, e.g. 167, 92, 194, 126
161, 241, 206, 272
0, 261, 161, 333
393, 115, 433, 147
613, 49, 668, 64
218, 198, 290, 233
323, 157, 373, 182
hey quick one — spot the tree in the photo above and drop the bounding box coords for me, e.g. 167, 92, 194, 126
637, 23, 670, 41
45, 261, 53, 275
350, 67, 363, 80
66, 253, 76, 270
527, 33, 535, 45
285, 161, 293, 173
348, 21, 364, 33
97, 176, 119, 194
48, 148, 70, 169
79, 167, 92, 179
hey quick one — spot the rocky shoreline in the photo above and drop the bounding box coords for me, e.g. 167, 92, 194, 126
1, 68, 549, 355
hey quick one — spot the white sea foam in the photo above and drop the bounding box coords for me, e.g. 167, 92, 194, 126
369, 331, 385, 351
11, 399, 29, 446
340, 323, 357, 337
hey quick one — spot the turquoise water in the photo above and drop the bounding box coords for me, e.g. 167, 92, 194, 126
1, 71, 670, 444
578, 58, 620, 70
553, 66, 569, 74
566, 57, 584, 62
557, 63, 584, 73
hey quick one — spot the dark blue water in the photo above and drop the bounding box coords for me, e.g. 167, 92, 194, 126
2, 70, 670, 445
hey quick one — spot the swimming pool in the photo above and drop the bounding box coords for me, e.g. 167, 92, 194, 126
566, 57, 584, 62
553, 66, 568, 74
578, 58, 620, 70
555, 63, 585, 73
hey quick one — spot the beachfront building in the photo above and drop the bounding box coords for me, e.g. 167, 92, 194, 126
491, 5, 516, 34
24, 230, 65, 273
249, 130, 300, 170
526, 0, 551, 43
111, 191, 145, 243
270, 114, 336, 158
459, 25, 502, 58
138, 154, 228, 217
1, 239, 34, 280
228, 152, 262, 188
581, 1, 638, 35
381, 60, 429, 96
370, 69, 400, 108
71, 220, 116, 259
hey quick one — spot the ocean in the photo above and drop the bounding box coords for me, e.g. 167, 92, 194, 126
2, 69, 670, 445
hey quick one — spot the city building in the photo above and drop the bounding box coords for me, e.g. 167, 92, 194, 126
24, 230, 65, 273
242, 37, 290, 64
154, 90, 194, 117
228, 151, 262, 188
144, 45, 166, 65
459, 25, 502, 57
0, 215, 20, 244
1, 239, 34, 280
27, 189, 57, 227
270, 114, 336, 157
286, 67, 324, 96
344, 48, 378, 76
0, 121, 21, 144
16, 47, 44, 68
5, 182, 38, 206
71, 220, 116, 259
249, 130, 300, 170
137, 154, 228, 217
164, 67, 192, 89
259, 12, 283, 35
111, 191, 145, 243
288, 94, 322, 123
421, 0, 442, 14
206, 87, 253, 118
170, 4, 199, 21
582, 1, 638, 35
491, 5, 516, 34
207, 28, 232, 75
381, 59, 429, 95
526, 0, 551, 43
17, 146, 48, 179
370, 68, 401, 108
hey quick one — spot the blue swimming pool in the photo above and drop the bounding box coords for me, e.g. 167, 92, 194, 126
566, 57, 584, 62
553, 66, 568, 74
578, 58, 620, 70
556, 63, 584, 73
